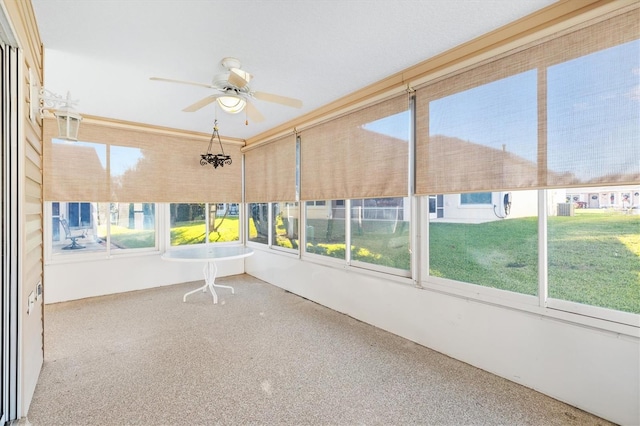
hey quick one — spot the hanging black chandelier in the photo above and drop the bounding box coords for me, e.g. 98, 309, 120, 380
201, 119, 232, 169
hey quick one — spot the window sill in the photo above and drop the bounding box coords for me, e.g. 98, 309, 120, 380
421, 277, 640, 338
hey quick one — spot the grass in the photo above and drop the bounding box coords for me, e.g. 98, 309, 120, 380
100, 218, 242, 248
429, 217, 539, 295
97, 224, 156, 249
430, 210, 639, 314
546, 211, 639, 313
170, 218, 239, 245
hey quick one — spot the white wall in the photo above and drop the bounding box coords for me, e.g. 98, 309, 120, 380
246, 249, 640, 426
44, 253, 244, 304
439, 191, 538, 223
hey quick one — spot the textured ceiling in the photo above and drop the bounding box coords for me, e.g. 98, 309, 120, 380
31, 0, 556, 141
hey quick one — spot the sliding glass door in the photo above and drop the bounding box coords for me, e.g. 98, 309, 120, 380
0, 36, 19, 424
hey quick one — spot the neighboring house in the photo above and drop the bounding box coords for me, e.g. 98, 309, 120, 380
567, 186, 640, 210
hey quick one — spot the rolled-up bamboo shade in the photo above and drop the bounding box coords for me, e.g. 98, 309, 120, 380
415, 8, 639, 195
244, 134, 296, 203
300, 94, 409, 201
44, 119, 242, 202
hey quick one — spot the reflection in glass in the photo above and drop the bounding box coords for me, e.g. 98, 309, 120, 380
110, 145, 143, 177
248, 203, 269, 245
51, 202, 108, 255
351, 197, 410, 270
428, 191, 538, 295
274, 202, 299, 250
170, 203, 237, 246
305, 200, 346, 260
170, 203, 205, 245
108, 203, 156, 250
207, 203, 240, 243
547, 186, 640, 314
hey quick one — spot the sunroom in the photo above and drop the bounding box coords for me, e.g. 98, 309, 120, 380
2, 0, 638, 424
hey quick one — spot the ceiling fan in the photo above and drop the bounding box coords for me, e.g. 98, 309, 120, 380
150, 57, 302, 123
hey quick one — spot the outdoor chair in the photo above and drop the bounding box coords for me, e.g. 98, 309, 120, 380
60, 218, 86, 250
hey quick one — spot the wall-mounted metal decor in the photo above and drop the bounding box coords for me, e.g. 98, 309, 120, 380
201, 119, 232, 169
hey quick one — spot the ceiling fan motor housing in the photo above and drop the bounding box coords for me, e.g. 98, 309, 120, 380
221, 57, 242, 70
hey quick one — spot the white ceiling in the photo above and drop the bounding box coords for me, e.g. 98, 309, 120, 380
31, 0, 556, 141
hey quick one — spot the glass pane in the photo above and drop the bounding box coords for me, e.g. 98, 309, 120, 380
109, 203, 156, 250
274, 202, 299, 250
170, 203, 206, 246
428, 191, 538, 295
547, 186, 640, 314
248, 202, 269, 245
547, 40, 640, 185
207, 203, 240, 243
351, 197, 410, 270
427, 70, 538, 193
305, 200, 346, 260
52, 202, 108, 256
461, 192, 492, 205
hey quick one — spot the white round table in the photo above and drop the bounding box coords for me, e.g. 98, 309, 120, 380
162, 245, 254, 304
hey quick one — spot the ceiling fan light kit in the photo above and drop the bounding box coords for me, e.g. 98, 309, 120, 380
217, 95, 246, 114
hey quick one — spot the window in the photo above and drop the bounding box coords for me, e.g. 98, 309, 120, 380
305, 200, 346, 260
170, 203, 205, 246
108, 203, 156, 250
170, 203, 238, 246
546, 195, 639, 314
351, 197, 410, 271
51, 202, 106, 255
67, 202, 91, 227
248, 202, 269, 245
51, 202, 156, 256
428, 191, 538, 296
208, 203, 240, 243
544, 37, 639, 316
274, 202, 299, 251
460, 192, 492, 205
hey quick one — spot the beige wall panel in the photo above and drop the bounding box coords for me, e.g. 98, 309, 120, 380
25, 141, 41, 168
24, 199, 42, 215
25, 161, 42, 185
25, 119, 42, 153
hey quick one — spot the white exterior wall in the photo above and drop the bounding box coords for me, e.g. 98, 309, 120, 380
439, 191, 538, 223
246, 249, 640, 426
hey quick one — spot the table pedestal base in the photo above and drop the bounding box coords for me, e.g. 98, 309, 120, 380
183, 261, 235, 304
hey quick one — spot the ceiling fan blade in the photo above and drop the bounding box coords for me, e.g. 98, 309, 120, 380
227, 68, 252, 88
245, 100, 265, 123
253, 91, 303, 108
150, 77, 213, 89
182, 95, 220, 112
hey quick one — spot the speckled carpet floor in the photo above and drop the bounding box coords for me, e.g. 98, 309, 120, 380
27, 274, 611, 425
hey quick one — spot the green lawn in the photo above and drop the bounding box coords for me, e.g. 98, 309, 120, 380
106, 218, 241, 248
430, 210, 639, 314
171, 218, 239, 245
546, 211, 639, 313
